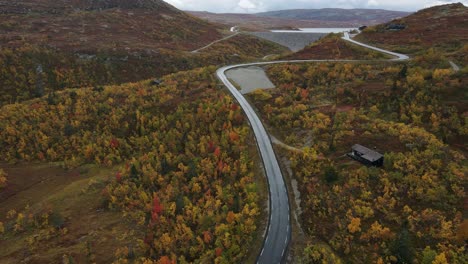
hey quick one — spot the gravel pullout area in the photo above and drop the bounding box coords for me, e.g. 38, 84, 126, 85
249, 32, 327, 51
225, 66, 275, 94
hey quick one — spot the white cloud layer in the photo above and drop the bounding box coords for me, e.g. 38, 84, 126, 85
163, 0, 467, 13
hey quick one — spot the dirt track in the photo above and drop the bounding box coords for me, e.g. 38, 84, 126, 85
249, 32, 326, 51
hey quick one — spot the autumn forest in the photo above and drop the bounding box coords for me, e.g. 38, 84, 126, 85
0, 1, 467, 264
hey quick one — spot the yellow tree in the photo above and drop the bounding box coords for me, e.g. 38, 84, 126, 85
348, 217, 361, 234
0, 169, 7, 189
432, 253, 448, 264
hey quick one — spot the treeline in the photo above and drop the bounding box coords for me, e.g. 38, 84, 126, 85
0, 36, 286, 106
0, 45, 115, 105
0, 66, 261, 263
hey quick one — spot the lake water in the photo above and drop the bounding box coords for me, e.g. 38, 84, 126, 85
271, 28, 357, 33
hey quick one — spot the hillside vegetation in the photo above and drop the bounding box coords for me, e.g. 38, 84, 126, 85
0, 0, 286, 106
0, 2, 283, 262
356, 3, 468, 61
0, 34, 286, 106
282, 34, 390, 60
0, 1, 466, 263
246, 56, 466, 263
0, 0, 219, 52
0, 67, 264, 263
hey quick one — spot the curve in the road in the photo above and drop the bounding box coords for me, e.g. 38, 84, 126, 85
217, 63, 290, 263
216, 32, 409, 264
342, 32, 409, 60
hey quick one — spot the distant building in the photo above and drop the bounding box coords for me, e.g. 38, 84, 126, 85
386, 24, 406, 31
150, 79, 163, 86
348, 144, 384, 167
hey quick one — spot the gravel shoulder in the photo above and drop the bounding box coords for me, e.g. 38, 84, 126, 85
225, 66, 275, 94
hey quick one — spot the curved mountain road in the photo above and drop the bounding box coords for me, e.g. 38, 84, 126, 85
216, 33, 408, 264
342, 32, 409, 60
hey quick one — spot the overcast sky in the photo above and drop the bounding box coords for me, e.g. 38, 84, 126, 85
164, 0, 467, 13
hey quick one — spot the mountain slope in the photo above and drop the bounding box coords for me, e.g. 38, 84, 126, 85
0, 0, 218, 104
355, 3, 468, 57
0, 0, 179, 14
282, 34, 390, 60
0, 0, 220, 51
0, 0, 286, 105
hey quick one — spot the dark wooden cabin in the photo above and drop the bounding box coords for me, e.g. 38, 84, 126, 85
150, 79, 163, 86
348, 144, 384, 167
386, 24, 406, 31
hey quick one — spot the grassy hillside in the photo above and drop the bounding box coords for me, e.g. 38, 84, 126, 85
0, 0, 286, 106
0, 164, 135, 264
355, 3, 468, 60
0, 0, 219, 52
0, 35, 286, 106
282, 34, 390, 60
0, 0, 177, 13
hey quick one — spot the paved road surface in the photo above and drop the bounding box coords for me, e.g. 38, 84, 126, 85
449, 61, 461, 72
216, 32, 408, 264
342, 32, 409, 60
217, 63, 290, 263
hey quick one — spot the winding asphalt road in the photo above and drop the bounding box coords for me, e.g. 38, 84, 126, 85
342, 32, 409, 60
216, 32, 408, 264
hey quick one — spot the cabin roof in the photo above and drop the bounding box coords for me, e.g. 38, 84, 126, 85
352, 144, 384, 162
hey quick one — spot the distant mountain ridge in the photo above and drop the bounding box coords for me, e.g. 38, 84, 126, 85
256, 8, 410, 23
189, 8, 411, 31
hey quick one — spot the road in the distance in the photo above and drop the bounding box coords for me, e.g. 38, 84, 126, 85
343, 32, 409, 60
216, 32, 408, 264
191, 32, 239, 53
